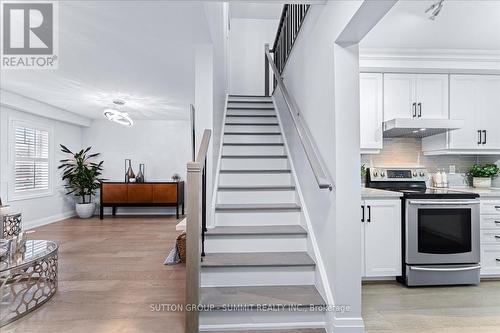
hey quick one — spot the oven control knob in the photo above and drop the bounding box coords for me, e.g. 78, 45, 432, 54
373, 171, 378, 177
412, 172, 418, 177
419, 171, 425, 177
380, 172, 386, 177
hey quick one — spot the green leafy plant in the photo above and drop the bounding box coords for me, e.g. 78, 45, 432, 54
361, 164, 367, 179
58, 145, 104, 204
466, 163, 500, 180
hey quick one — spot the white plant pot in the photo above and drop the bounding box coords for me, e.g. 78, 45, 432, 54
75, 202, 96, 219
473, 177, 492, 188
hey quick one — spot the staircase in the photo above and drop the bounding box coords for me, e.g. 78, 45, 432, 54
199, 95, 326, 332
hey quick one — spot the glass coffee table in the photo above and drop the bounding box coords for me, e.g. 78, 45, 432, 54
0, 240, 58, 326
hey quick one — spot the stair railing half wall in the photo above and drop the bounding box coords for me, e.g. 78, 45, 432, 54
265, 45, 333, 191
185, 129, 211, 333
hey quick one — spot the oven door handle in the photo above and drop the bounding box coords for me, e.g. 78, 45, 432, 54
409, 265, 481, 272
408, 200, 480, 205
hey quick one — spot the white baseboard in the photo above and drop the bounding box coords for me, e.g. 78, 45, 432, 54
333, 317, 365, 333
24, 210, 76, 230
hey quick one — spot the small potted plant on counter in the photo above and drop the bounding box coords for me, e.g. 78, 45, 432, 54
59, 145, 104, 218
467, 163, 500, 188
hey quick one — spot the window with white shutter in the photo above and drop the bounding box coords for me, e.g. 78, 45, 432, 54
10, 121, 52, 199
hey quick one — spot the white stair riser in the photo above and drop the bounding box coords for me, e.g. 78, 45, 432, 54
200, 309, 326, 329
217, 190, 296, 204
227, 103, 274, 108
215, 210, 300, 226
219, 173, 292, 186
224, 134, 283, 144
223, 145, 285, 155
221, 158, 289, 170
226, 117, 278, 124
205, 235, 306, 252
201, 266, 315, 287
225, 125, 281, 133
227, 110, 276, 116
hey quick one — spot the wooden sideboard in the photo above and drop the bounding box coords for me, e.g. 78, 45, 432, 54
99, 182, 184, 219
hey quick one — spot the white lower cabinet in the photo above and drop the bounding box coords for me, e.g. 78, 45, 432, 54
361, 199, 401, 278
480, 198, 500, 277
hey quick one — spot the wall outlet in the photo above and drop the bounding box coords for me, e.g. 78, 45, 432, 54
449, 165, 456, 174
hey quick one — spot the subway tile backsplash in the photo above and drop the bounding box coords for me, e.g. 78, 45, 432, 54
361, 138, 500, 187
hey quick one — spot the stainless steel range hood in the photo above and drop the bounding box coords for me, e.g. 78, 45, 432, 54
383, 118, 464, 138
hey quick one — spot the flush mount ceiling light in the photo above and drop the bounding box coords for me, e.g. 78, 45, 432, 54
425, 0, 444, 20
103, 99, 134, 127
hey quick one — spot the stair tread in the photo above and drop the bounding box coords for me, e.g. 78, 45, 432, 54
200, 285, 326, 309
207, 225, 307, 236
221, 155, 287, 159
220, 169, 291, 174
227, 107, 275, 110
207, 329, 326, 333
218, 185, 295, 191
226, 114, 277, 118
225, 123, 279, 126
202, 252, 315, 268
216, 203, 301, 211
224, 132, 281, 135
223, 143, 284, 146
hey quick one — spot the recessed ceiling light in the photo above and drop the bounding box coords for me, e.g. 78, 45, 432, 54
420, 128, 427, 131
103, 99, 134, 127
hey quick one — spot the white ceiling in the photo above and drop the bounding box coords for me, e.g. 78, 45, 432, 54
361, 0, 500, 50
229, 3, 283, 20
0, 1, 212, 120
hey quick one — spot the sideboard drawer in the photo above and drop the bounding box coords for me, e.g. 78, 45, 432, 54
481, 200, 500, 215
153, 184, 177, 204
102, 184, 128, 203
128, 184, 153, 203
481, 229, 500, 244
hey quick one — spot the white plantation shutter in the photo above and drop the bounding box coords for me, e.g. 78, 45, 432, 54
13, 125, 50, 193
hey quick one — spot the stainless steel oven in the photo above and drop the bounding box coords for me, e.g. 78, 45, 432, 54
406, 199, 480, 264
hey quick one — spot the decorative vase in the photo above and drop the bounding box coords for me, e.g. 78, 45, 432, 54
75, 202, 96, 218
136, 164, 145, 183
125, 159, 135, 182
473, 177, 491, 188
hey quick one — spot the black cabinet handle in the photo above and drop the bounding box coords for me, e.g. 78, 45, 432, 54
495, 221, 500, 224
367, 205, 371, 222
483, 130, 487, 145
496, 258, 500, 262
478, 130, 482, 145
418, 103, 422, 117
361, 205, 365, 222
412, 103, 417, 118
495, 206, 500, 209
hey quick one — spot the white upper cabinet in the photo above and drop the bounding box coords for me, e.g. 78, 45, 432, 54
383, 74, 416, 120
415, 74, 449, 119
384, 74, 448, 120
360, 73, 383, 153
423, 74, 500, 154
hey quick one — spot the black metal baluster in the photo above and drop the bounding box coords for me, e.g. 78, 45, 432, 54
201, 158, 207, 258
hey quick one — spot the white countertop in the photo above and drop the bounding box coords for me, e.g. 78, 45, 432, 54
361, 187, 403, 199
442, 186, 500, 198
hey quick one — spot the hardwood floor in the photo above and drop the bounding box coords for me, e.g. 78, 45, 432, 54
3, 216, 185, 333
363, 281, 500, 333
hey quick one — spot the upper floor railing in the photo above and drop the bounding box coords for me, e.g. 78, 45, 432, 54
269, 3, 310, 90
185, 129, 211, 333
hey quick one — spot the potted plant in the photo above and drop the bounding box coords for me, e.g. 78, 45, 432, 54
59, 145, 104, 218
466, 163, 500, 188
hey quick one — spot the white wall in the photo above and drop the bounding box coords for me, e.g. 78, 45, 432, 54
276, 2, 364, 332
229, 18, 278, 95
0, 105, 83, 229
82, 119, 191, 215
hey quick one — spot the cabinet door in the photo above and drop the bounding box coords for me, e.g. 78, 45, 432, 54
101, 183, 127, 203
364, 199, 401, 277
383, 74, 416, 120
153, 184, 177, 203
360, 73, 383, 152
448, 75, 480, 150
127, 184, 153, 203
415, 74, 449, 119
478, 75, 500, 149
